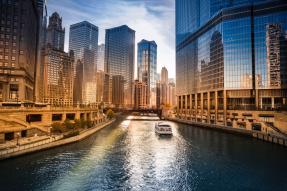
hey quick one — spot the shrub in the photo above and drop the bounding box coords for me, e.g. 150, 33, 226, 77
51, 122, 64, 133
63, 130, 80, 138
86, 119, 93, 128
64, 119, 74, 129
106, 109, 115, 119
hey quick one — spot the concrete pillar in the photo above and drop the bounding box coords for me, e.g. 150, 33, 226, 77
223, 90, 227, 126
207, 91, 210, 124
200, 93, 203, 121
271, 97, 275, 109
215, 91, 218, 123
195, 93, 198, 122
62, 112, 67, 122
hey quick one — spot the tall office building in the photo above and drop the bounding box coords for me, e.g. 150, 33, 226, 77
134, 80, 147, 109
160, 67, 169, 106
42, 47, 74, 106
176, 0, 287, 130
46, 12, 65, 51
97, 44, 105, 72
167, 82, 176, 107
0, 0, 39, 102
69, 21, 98, 105
35, 0, 48, 103
161, 66, 168, 84
112, 75, 124, 107
105, 25, 135, 108
137, 39, 157, 108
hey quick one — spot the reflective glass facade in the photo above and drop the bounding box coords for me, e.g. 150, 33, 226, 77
137, 40, 157, 107
105, 25, 135, 107
176, 0, 287, 128
69, 21, 98, 104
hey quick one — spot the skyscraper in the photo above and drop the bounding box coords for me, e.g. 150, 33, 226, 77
42, 47, 74, 106
97, 44, 105, 72
160, 67, 168, 106
0, 0, 39, 102
137, 39, 157, 108
176, 0, 287, 129
69, 21, 98, 105
35, 0, 48, 103
134, 80, 147, 109
46, 12, 65, 51
42, 12, 74, 107
105, 25, 135, 107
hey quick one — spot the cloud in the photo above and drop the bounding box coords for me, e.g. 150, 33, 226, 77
47, 0, 175, 78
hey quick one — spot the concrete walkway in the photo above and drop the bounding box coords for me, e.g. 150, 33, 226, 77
0, 119, 115, 160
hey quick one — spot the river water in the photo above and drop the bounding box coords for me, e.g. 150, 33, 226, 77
0, 115, 286, 191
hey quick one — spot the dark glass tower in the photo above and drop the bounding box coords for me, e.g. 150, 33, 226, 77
105, 25, 135, 108
0, 0, 39, 102
69, 21, 98, 105
137, 39, 157, 107
176, 0, 287, 132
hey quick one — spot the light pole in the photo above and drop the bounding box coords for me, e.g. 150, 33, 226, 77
16, 132, 20, 146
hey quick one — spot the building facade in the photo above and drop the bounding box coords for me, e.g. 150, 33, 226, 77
46, 12, 64, 51
137, 40, 157, 107
97, 43, 105, 72
176, 0, 287, 132
112, 75, 124, 107
42, 47, 74, 106
69, 21, 98, 105
134, 80, 147, 109
0, 0, 39, 103
104, 25, 135, 108
35, 0, 48, 103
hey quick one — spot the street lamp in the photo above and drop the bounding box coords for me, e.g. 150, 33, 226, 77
16, 132, 20, 146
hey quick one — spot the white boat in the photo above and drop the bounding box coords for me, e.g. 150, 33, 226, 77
155, 122, 172, 135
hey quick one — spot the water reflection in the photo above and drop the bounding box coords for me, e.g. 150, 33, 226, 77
0, 115, 286, 190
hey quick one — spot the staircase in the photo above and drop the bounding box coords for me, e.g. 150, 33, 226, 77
265, 122, 287, 138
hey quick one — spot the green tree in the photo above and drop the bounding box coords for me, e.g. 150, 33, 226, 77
51, 122, 63, 133
64, 119, 74, 130
106, 109, 115, 119
80, 118, 87, 128
74, 119, 81, 129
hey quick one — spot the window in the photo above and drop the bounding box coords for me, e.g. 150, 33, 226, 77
0, 55, 3, 59
19, 50, 23, 55
11, 62, 15, 67
0, 62, 2, 66
4, 55, 8, 60
11, 56, 15, 61
12, 49, 16, 54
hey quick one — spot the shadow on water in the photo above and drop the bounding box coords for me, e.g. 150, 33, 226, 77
0, 115, 286, 190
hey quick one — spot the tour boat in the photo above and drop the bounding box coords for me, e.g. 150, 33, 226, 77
155, 122, 172, 135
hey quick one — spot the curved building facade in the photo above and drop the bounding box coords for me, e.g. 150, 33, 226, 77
176, 0, 287, 132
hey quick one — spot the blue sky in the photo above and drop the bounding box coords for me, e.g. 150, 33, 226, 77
47, 0, 175, 78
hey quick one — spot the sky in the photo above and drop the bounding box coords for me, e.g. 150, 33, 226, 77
47, 0, 176, 78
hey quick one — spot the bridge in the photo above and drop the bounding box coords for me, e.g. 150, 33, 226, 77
103, 108, 163, 119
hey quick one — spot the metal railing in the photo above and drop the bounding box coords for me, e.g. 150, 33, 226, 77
0, 135, 63, 158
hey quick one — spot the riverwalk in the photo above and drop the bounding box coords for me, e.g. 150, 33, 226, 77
167, 117, 287, 147
0, 119, 115, 160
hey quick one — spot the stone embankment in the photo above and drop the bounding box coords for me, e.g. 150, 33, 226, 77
167, 117, 287, 147
0, 119, 115, 160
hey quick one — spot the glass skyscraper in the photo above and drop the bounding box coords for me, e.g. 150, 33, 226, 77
69, 21, 98, 105
137, 39, 157, 107
105, 25, 135, 108
176, 0, 287, 132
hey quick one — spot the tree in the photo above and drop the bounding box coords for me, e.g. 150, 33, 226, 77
64, 119, 74, 130
106, 109, 115, 119
51, 122, 63, 133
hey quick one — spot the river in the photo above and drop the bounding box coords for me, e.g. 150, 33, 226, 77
0, 115, 286, 191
